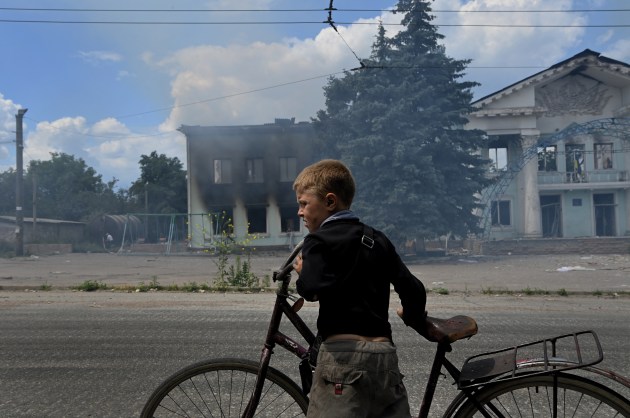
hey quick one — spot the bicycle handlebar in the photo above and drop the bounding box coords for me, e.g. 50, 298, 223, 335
273, 240, 304, 282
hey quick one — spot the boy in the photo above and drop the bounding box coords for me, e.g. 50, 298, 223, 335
292, 159, 426, 417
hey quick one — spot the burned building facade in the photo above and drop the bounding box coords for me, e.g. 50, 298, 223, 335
468, 49, 630, 240
181, 119, 316, 249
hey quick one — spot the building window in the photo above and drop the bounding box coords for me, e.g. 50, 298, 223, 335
279, 157, 298, 182
246, 158, 264, 183
594, 143, 613, 170
491, 200, 511, 226
279, 206, 300, 233
488, 140, 508, 171
594, 193, 615, 236
565, 144, 585, 182
213, 159, 232, 184
211, 209, 233, 236
247, 206, 267, 234
537, 146, 557, 171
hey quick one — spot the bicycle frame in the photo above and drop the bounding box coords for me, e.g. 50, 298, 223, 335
239, 241, 629, 418
243, 242, 316, 418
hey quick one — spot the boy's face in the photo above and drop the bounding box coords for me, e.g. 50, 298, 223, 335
296, 191, 333, 233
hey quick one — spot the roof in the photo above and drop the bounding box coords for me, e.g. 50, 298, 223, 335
0, 216, 85, 225
472, 49, 630, 107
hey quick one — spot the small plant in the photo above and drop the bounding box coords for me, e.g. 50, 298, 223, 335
522, 287, 549, 296
558, 288, 569, 297
432, 287, 450, 295
206, 212, 260, 289
181, 282, 211, 292
40, 282, 52, 291
261, 274, 271, 289
74, 280, 107, 291
593, 289, 603, 296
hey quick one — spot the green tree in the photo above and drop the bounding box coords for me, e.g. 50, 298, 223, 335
130, 151, 187, 214
26, 152, 124, 221
313, 0, 491, 243
0, 169, 17, 215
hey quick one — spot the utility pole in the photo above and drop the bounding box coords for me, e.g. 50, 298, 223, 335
15, 108, 28, 257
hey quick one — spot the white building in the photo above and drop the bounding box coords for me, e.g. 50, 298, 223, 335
468, 49, 630, 240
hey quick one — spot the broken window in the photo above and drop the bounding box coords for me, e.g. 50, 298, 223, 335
245, 158, 264, 183
279, 157, 297, 182
491, 200, 511, 226
565, 144, 585, 182
213, 159, 232, 184
279, 205, 300, 233
594, 143, 613, 170
537, 146, 557, 171
488, 139, 508, 171
211, 209, 233, 236
247, 206, 267, 234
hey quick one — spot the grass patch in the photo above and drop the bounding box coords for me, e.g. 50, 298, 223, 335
558, 288, 568, 297
522, 287, 550, 296
39, 282, 52, 291
73, 280, 108, 291
432, 287, 450, 295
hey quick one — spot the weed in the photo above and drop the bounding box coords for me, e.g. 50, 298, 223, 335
74, 280, 107, 291
557, 288, 568, 297
522, 287, 549, 296
432, 287, 450, 295
40, 282, 52, 291
181, 282, 211, 292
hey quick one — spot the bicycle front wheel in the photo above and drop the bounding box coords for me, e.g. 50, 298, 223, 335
141, 358, 308, 418
447, 373, 630, 417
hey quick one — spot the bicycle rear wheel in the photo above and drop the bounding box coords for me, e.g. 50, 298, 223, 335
141, 358, 308, 418
447, 373, 630, 417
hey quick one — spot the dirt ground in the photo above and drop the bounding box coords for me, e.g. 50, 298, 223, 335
1, 251, 628, 295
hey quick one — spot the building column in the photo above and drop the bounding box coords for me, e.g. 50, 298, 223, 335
519, 133, 542, 238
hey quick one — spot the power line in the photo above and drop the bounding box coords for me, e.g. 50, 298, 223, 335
1, 19, 627, 28
0, 7, 628, 13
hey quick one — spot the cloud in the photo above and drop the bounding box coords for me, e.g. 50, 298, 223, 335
432, 0, 587, 98
78, 50, 123, 65
602, 39, 630, 62
145, 13, 394, 131
0, 94, 24, 171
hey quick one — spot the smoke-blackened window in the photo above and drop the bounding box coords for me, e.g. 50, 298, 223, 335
594, 143, 613, 170
247, 206, 267, 234
279, 205, 299, 233
213, 159, 232, 184
246, 159, 264, 183
279, 157, 297, 182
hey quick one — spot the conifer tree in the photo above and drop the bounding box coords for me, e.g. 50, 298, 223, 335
314, 0, 491, 244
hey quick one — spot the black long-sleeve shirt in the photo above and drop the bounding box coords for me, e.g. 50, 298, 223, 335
296, 218, 426, 340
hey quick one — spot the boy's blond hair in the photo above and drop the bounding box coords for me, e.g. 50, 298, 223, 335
293, 159, 355, 208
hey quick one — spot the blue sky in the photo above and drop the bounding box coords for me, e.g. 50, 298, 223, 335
1, 0, 629, 189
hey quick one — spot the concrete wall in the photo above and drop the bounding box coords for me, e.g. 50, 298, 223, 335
481, 237, 630, 255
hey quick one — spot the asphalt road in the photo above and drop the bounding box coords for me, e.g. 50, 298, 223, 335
0, 291, 628, 417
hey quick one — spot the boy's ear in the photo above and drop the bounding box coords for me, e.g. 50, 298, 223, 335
325, 193, 337, 210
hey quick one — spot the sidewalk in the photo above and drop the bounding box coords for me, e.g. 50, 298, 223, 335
0, 251, 628, 294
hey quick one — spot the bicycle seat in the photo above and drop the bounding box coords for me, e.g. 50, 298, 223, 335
424, 315, 478, 344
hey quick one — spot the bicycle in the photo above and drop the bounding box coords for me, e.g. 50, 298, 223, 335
142, 241, 630, 417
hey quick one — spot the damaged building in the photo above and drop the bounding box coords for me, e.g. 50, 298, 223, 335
468, 49, 630, 243
181, 118, 315, 250
182, 50, 630, 253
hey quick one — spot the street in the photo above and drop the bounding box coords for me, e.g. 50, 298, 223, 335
0, 291, 628, 417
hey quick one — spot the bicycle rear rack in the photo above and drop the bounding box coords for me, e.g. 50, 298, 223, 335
458, 330, 603, 389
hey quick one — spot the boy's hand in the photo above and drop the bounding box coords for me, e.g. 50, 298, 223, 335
397, 307, 428, 337
293, 253, 303, 274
